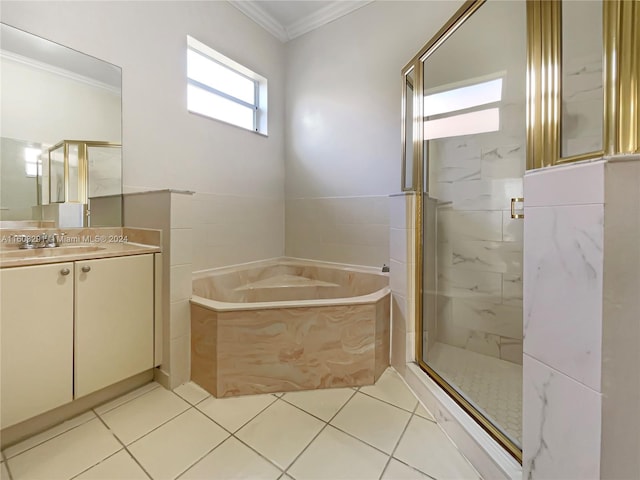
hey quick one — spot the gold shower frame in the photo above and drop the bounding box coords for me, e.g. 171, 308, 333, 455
403, 0, 639, 464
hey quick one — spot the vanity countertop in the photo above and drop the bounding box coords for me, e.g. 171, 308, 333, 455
0, 227, 162, 268
0, 242, 160, 268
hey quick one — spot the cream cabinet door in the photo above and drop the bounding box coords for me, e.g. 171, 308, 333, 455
0, 263, 74, 428
75, 254, 154, 398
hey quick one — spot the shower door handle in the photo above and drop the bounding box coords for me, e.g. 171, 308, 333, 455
510, 198, 524, 219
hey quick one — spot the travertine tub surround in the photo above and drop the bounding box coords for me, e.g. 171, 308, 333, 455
191, 258, 390, 397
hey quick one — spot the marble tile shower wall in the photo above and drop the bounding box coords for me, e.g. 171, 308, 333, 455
285, 196, 389, 268
192, 193, 284, 271
429, 124, 525, 365
562, 54, 603, 157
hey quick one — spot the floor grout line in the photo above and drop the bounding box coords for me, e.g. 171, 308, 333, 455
2, 411, 98, 461
356, 389, 419, 414
280, 387, 358, 477
1, 450, 14, 480
94, 382, 162, 417
92, 410, 154, 480
98, 402, 191, 447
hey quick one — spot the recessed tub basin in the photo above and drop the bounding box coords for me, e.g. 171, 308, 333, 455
190, 258, 390, 397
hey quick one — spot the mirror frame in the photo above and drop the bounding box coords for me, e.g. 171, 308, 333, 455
526, 0, 640, 170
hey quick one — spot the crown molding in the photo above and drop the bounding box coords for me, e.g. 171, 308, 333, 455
1, 50, 121, 95
286, 1, 373, 40
228, 0, 373, 42
228, 1, 289, 42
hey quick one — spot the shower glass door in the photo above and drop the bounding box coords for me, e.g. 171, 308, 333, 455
419, 0, 525, 457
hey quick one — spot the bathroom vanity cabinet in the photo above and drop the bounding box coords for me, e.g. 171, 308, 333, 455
0, 262, 74, 428
75, 254, 154, 397
0, 253, 156, 429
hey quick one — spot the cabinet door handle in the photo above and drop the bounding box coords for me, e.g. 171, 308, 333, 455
60, 268, 70, 276
81, 266, 91, 273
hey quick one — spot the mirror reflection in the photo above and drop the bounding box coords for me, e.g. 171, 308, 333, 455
561, 0, 604, 158
0, 23, 122, 227
403, 68, 415, 191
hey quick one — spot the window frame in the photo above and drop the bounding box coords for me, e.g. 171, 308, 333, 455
186, 36, 268, 135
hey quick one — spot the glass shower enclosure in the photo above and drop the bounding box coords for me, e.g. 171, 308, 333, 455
403, 0, 526, 461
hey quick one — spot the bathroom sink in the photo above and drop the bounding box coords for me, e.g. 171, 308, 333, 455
0, 245, 105, 259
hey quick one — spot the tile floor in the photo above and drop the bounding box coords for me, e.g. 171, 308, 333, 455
1, 368, 481, 480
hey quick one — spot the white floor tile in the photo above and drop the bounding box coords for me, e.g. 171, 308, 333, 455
236, 400, 324, 470
3, 411, 96, 459
180, 437, 281, 480
394, 416, 480, 480
415, 402, 435, 422
94, 382, 161, 416
75, 450, 148, 479
197, 394, 276, 433
331, 392, 411, 454
282, 388, 354, 421
173, 382, 210, 406
99, 387, 190, 444
128, 409, 228, 480
382, 459, 432, 479
288, 426, 388, 480
7, 419, 121, 480
360, 369, 419, 412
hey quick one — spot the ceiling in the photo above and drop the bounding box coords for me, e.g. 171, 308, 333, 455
228, 0, 373, 42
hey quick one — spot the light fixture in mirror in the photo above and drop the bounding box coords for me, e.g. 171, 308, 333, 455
560, 0, 604, 158
0, 23, 122, 227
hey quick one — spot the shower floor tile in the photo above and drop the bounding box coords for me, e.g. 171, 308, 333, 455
2, 368, 482, 480
427, 341, 523, 445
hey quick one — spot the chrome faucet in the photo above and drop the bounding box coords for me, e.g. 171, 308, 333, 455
17, 232, 62, 249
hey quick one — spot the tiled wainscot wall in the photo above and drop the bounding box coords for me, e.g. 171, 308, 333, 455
522, 157, 640, 480
285, 196, 389, 268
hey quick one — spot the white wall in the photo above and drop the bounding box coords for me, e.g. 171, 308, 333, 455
0, 58, 121, 144
284, 1, 462, 267
1, 1, 286, 270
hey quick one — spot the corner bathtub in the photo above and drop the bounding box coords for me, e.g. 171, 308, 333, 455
190, 258, 390, 397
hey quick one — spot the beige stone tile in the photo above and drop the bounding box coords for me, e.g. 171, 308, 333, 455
170, 264, 192, 302
288, 426, 388, 480
331, 393, 411, 454
382, 459, 432, 479
394, 416, 480, 480
128, 409, 228, 480
282, 388, 354, 422
170, 335, 191, 387
170, 228, 192, 266
236, 400, 324, 469
181, 437, 281, 480
197, 394, 277, 433
75, 450, 148, 479
6, 419, 121, 480
98, 386, 189, 444
170, 193, 193, 229
173, 381, 210, 406
360, 369, 418, 412
1, 462, 9, 480
3, 411, 96, 459
170, 299, 191, 340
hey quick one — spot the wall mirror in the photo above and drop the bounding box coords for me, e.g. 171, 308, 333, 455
560, 0, 604, 159
0, 23, 122, 227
